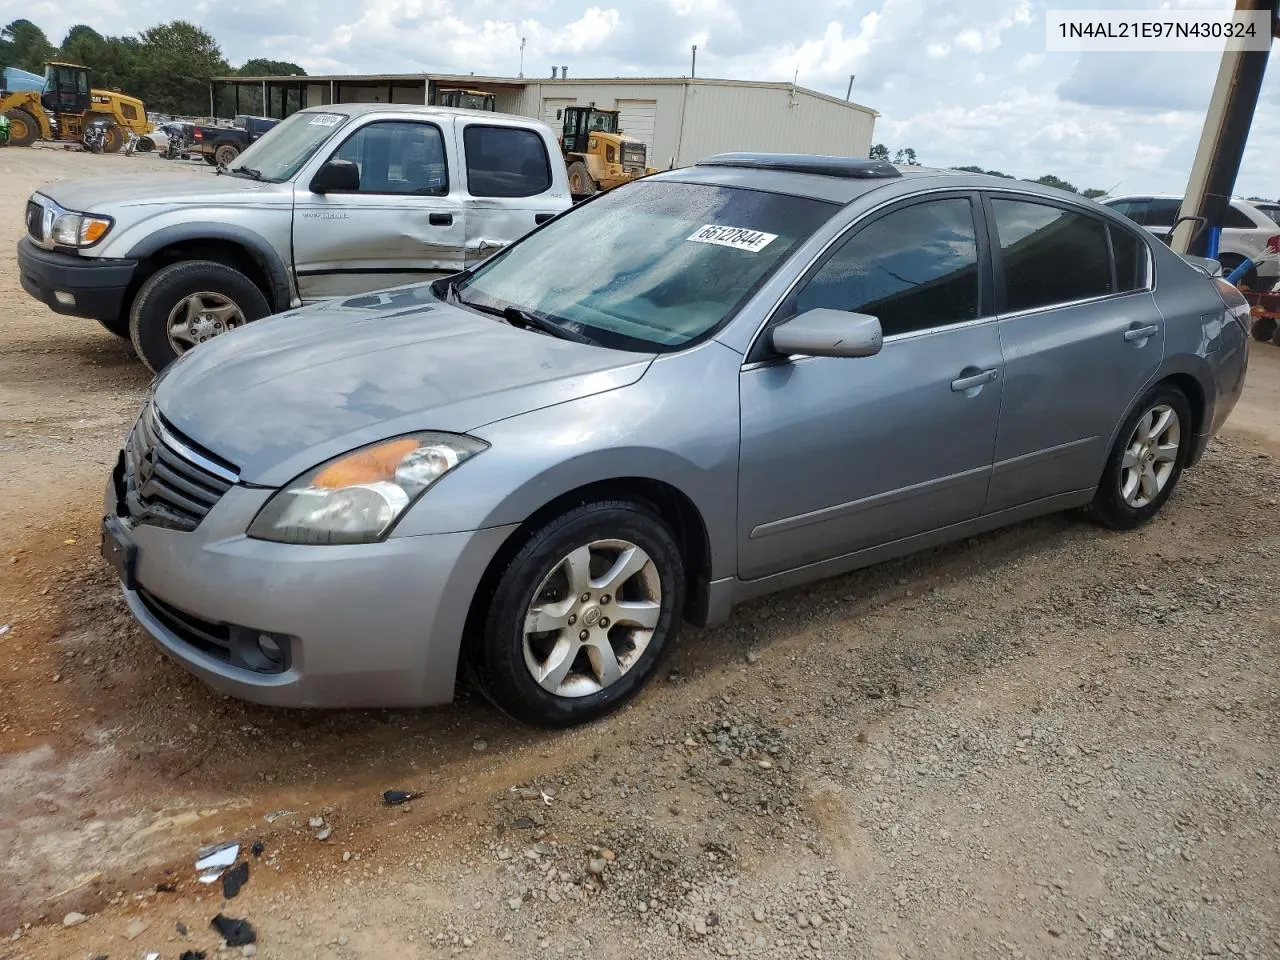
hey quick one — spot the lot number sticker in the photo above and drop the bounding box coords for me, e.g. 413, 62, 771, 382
309, 114, 344, 126
687, 224, 778, 253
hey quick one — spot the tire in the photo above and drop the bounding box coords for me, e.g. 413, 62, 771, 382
5, 108, 38, 147
136, 136, 154, 152
1251, 316, 1277, 343
213, 142, 240, 166
470, 500, 685, 727
202, 154, 218, 166
1088, 384, 1193, 530
566, 161, 596, 196
101, 123, 124, 153
97, 315, 130, 338
128, 260, 271, 374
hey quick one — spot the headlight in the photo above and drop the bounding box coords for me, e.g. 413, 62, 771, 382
51, 211, 112, 247
247, 432, 487, 545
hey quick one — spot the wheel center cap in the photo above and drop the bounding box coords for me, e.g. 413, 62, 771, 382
581, 605, 602, 627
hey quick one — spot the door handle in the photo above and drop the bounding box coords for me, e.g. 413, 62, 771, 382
1124, 323, 1159, 342
535, 212, 555, 225
951, 368, 999, 392
428, 213, 453, 226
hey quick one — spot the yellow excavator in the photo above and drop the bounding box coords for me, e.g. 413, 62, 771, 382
559, 106, 657, 196
1, 61, 150, 152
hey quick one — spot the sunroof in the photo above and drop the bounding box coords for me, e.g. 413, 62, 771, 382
695, 153, 902, 179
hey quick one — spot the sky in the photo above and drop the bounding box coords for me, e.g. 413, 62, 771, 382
21, 0, 1280, 198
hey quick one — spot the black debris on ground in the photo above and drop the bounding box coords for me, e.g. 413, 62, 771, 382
222, 861, 249, 899
211, 913, 256, 946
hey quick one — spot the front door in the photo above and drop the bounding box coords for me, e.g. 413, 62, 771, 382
983, 195, 1164, 512
292, 118, 465, 302
737, 195, 1004, 580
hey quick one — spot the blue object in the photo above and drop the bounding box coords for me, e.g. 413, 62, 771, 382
1225, 257, 1254, 284
1205, 226, 1221, 259
2, 66, 45, 94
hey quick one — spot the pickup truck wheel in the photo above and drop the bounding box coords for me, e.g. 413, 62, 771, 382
129, 260, 270, 373
214, 142, 240, 166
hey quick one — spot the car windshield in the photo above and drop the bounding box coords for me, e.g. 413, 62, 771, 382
225, 111, 349, 182
454, 180, 838, 351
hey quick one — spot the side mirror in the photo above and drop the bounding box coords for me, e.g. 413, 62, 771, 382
770, 308, 883, 359
310, 158, 360, 194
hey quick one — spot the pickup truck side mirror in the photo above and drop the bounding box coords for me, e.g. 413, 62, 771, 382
310, 159, 360, 194
770, 308, 883, 359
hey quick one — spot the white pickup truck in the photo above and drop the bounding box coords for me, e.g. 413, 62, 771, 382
18, 103, 573, 371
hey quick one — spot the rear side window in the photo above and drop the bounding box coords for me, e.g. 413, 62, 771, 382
1109, 224, 1147, 292
1106, 199, 1147, 223
793, 198, 980, 337
1223, 204, 1257, 229
991, 198, 1112, 312
464, 125, 552, 198
1143, 198, 1182, 227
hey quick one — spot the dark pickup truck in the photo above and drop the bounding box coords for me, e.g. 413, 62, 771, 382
191, 114, 281, 166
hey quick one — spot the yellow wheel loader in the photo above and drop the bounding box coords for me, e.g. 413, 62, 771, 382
1, 62, 150, 152
559, 106, 656, 197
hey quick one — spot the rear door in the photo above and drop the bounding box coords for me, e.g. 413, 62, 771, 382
456, 120, 568, 267
292, 116, 464, 301
983, 194, 1163, 513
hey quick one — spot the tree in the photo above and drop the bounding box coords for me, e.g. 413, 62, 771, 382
868, 143, 890, 161
951, 165, 1014, 179
136, 20, 228, 115
1033, 174, 1078, 193
238, 58, 306, 77
1082, 188, 1107, 199
2, 19, 56, 72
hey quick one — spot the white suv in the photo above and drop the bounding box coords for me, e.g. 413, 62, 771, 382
1101, 194, 1279, 289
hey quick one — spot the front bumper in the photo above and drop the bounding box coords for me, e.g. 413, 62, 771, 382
105, 467, 517, 708
17, 236, 137, 323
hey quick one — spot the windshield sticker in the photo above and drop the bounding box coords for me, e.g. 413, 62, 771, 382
308, 114, 343, 126
687, 224, 778, 253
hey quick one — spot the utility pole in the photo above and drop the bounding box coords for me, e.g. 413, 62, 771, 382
1172, 0, 1279, 258
845, 74, 855, 100
518, 37, 526, 78
691, 44, 697, 78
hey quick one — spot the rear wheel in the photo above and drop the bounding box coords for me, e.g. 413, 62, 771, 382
214, 142, 240, 166
128, 260, 270, 373
101, 122, 124, 153
1088, 384, 1192, 530
470, 500, 685, 727
5, 108, 38, 147
1252, 316, 1278, 343
567, 161, 596, 196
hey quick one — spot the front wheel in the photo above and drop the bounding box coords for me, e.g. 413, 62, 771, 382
471, 501, 685, 727
566, 161, 596, 196
5, 108, 38, 147
1088, 384, 1192, 530
128, 260, 270, 373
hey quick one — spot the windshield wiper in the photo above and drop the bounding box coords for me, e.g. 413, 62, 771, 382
230, 166, 265, 181
453, 293, 597, 345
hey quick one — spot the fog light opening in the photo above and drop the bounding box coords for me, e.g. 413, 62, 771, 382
54, 290, 77, 306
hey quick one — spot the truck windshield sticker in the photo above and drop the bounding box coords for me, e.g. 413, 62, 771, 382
686, 224, 778, 253
308, 114, 343, 126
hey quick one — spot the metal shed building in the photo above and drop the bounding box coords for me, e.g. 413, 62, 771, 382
211, 72, 878, 166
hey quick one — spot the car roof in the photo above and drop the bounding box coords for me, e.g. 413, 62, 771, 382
293, 102, 543, 125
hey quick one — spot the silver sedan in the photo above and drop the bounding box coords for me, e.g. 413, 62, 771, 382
101, 153, 1250, 726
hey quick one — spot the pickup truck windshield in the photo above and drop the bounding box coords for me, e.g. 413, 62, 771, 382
455, 180, 838, 352
226, 111, 349, 182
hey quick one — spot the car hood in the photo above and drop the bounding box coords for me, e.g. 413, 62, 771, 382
37, 172, 291, 213
152, 286, 655, 486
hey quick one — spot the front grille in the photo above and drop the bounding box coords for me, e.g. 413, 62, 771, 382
137, 588, 232, 661
120, 403, 238, 532
622, 143, 646, 167
25, 199, 43, 243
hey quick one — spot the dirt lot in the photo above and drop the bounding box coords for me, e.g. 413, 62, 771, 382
1, 148, 1277, 960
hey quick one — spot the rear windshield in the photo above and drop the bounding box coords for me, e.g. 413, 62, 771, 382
455, 180, 838, 351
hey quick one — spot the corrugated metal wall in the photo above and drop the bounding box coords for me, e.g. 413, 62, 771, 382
513, 82, 687, 167
675, 83, 875, 165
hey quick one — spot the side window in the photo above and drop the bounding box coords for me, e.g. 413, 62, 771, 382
463, 125, 552, 198
1223, 203, 1257, 229
1143, 198, 1182, 227
121, 103, 138, 121
1109, 224, 1147, 293
1106, 199, 1147, 224
331, 121, 448, 195
991, 198, 1112, 312
792, 198, 979, 337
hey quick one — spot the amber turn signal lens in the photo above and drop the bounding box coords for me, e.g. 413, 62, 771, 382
312, 438, 421, 488
81, 218, 111, 244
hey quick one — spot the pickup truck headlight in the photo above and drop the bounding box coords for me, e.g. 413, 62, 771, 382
247, 433, 487, 545
51, 211, 112, 247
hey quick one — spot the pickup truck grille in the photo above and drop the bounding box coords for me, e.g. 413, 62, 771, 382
26, 199, 44, 243
622, 143, 647, 167
120, 403, 238, 532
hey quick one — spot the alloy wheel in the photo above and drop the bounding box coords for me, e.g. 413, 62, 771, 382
1119, 402, 1180, 508
166, 292, 246, 353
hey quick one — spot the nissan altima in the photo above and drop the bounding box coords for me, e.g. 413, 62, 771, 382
102, 153, 1249, 726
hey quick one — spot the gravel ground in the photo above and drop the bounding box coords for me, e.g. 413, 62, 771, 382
0, 149, 1277, 960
